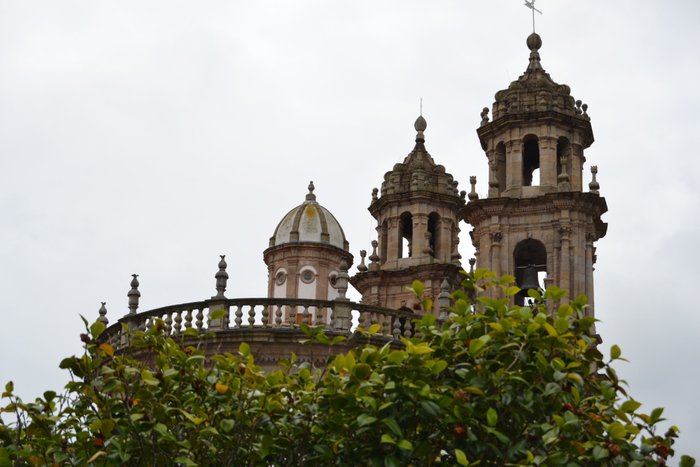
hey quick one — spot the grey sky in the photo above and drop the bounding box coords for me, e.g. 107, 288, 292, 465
1, 0, 699, 460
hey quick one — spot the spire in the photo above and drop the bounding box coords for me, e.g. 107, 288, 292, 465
306, 181, 316, 201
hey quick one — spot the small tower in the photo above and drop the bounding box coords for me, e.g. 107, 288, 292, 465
352, 116, 465, 312
264, 182, 353, 323
464, 33, 607, 313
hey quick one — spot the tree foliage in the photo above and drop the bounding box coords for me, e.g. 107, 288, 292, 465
0, 270, 695, 466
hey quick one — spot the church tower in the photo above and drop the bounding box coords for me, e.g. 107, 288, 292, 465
463, 33, 607, 312
351, 116, 465, 313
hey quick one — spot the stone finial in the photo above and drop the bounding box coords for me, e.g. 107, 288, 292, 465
589, 166, 600, 194
357, 250, 368, 273
438, 278, 451, 320
336, 260, 350, 301
557, 157, 571, 191
468, 176, 479, 201
469, 257, 476, 274
127, 274, 140, 315
581, 103, 590, 120
97, 302, 108, 325
371, 187, 378, 202
451, 236, 462, 265
414, 115, 427, 143
480, 107, 490, 126
214, 254, 229, 299
423, 231, 433, 256
575, 100, 583, 115
368, 240, 380, 272
306, 181, 316, 201
460, 190, 467, 201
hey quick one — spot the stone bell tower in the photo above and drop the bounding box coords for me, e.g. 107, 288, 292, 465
463, 33, 607, 313
351, 116, 465, 313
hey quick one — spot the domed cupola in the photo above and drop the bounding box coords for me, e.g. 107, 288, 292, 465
269, 181, 349, 251
263, 182, 353, 323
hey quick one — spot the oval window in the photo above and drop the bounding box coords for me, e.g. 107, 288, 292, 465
275, 271, 287, 286
301, 269, 315, 284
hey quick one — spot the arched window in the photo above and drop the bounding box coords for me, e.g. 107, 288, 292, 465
399, 212, 413, 258
522, 136, 540, 187
513, 239, 547, 306
428, 212, 440, 258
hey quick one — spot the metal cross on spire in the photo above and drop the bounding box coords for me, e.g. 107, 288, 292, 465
523, 0, 542, 33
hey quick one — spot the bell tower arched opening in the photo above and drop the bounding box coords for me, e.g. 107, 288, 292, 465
513, 238, 547, 305
399, 212, 413, 258
522, 136, 540, 187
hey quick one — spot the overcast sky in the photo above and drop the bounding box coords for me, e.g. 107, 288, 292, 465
1, 0, 699, 460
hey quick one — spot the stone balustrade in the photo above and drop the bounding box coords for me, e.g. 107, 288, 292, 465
101, 297, 423, 351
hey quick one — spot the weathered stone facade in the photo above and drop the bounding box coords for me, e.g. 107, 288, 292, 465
463, 33, 607, 312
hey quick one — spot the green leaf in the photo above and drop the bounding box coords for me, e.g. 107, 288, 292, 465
420, 400, 441, 417
455, 448, 469, 466
411, 280, 424, 298
610, 344, 621, 360
368, 323, 382, 335
209, 308, 226, 320
486, 408, 498, 427
382, 417, 402, 437
90, 320, 106, 338
592, 445, 609, 460
397, 439, 412, 451
380, 433, 396, 444
650, 407, 664, 424
608, 422, 626, 440
357, 414, 377, 427
620, 399, 641, 413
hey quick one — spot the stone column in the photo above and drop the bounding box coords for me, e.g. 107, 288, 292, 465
413, 213, 428, 260
489, 231, 503, 277
559, 225, 572, 304
539, 136, 557, 188
585, 233, 596, 316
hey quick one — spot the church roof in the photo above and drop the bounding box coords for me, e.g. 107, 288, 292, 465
487, 33, 592, 124
269, 182, 349, 251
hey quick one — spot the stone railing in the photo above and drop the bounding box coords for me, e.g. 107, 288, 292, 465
101, 297, 424, 351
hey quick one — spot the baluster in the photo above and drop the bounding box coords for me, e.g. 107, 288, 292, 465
234, 306, 243, 328
289, 306, 297, 327
302, 306, 310, 325
164, 313, 172, 335
392, 317, 401, 339
262, 306, 269, 327
403, 318, 412, 338
275, 305, 283, 327
195, 308, 204, 330
362, 311, 371, 329
173, 311, 182, 334
381, 313, 390, 335
247, 305, 255, 327
185, 309, 193, 329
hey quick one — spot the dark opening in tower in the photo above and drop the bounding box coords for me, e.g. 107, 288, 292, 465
513, 238, 547, 306
399, 212, 413, 258
522, 136, 540, 186
427, 212, 440, 258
